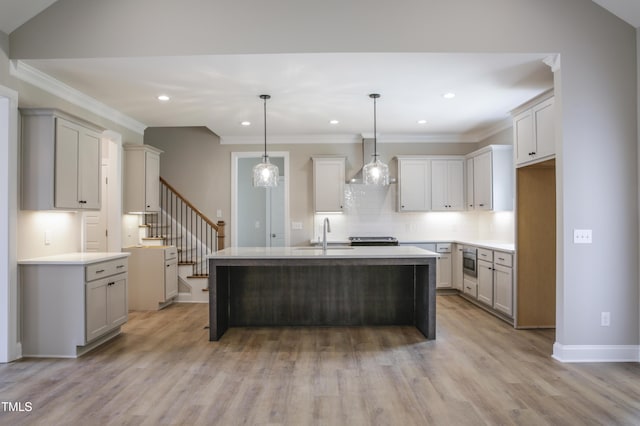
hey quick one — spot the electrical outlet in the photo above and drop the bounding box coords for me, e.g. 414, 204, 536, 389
601, 311, 610, 327
44, 230, 51, 246
573, 229, 592, 244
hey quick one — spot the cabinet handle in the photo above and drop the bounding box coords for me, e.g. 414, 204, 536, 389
95, 269, 105, 274
498, 257, 505, 261
479, 204, 484, 207
167, 264, 171, 268
116, 265, 124, 269
108, 281, 115, 286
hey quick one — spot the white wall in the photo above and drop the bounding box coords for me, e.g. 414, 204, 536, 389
5, 0, 640, 360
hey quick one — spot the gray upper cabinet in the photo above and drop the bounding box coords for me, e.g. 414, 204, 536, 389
123, 144, 163, 213
513, 93, 555, 167
21, 109, 103, 211
312, 156, 345, 213
466, 145, 514, 211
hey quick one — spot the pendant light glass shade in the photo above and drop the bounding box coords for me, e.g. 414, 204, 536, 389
363, 157, 390, 186
253, 155, 279, 187
363, 93, 389, 186
252, 94, 279, 187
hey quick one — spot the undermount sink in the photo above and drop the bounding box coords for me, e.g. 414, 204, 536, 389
295, 246, 354, 250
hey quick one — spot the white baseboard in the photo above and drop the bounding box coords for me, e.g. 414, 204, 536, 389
553, 342, 640, 363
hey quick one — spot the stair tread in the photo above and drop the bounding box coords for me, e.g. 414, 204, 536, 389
187, 274, 209, 279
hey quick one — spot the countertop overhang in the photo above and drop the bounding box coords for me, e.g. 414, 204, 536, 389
18, 252, 130, 265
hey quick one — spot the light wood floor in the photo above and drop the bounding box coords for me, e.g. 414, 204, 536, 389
2, 295, 640, 425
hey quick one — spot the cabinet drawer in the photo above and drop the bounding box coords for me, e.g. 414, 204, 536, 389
494, 251, 512, 267
477, 248, 493, 262
86, 258, 128, 281
436, 243, 452, 253
463, 279, 477, 298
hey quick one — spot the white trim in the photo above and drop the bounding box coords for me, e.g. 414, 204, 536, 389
552, 342, 640, 363
10, 60, 147, 135
0, 85, 21, 362
231, 151, 290, 248
543, 54, 561, 72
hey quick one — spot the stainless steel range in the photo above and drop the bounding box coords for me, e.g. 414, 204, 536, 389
349, 236, 399, 246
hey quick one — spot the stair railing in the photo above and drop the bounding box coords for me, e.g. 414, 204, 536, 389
146, 177, 225, 277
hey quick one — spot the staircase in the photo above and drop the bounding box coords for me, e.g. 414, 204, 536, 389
144, 177, 225, 303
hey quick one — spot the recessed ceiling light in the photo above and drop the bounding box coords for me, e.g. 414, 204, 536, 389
417, 119, 427, 124
443, 92, 456, 99
329, 120, 339, 125
240, 121, 251, 126
157, 94, 170, 101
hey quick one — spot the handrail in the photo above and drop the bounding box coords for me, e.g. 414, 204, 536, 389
159, 176, 222, 233
147, 177, 225, 277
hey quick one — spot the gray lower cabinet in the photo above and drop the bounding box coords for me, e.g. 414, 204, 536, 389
21, 256, 129, 358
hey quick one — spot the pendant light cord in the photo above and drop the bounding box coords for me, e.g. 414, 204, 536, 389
260, 94, 270, 159
370, 93, 380, 159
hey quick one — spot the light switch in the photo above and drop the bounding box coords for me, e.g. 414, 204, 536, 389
573, 229, 592, 244
291, 222, 303, 230
216, 209, 222, 218
44, 230, 51, 245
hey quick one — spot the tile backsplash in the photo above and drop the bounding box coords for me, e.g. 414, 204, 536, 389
313, 183, 513, 243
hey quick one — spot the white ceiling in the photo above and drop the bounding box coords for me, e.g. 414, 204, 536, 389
1, 1, 638, 143
21, 53, 553, 143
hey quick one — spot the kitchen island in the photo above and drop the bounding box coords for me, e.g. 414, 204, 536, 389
207, 246, 437, 341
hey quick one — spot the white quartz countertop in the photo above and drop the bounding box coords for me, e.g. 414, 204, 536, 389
18, 252, 130, 265
209, 246, 438, 259
402, 240, 515, 253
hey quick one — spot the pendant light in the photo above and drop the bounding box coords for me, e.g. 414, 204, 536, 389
363, 93, 389, 186
252, 94, 279, 187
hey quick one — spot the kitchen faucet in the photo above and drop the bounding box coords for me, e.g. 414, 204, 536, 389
322, 217, 331, 252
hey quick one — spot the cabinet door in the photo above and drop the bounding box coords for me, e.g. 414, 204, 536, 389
477, 260, 493, 306
436, 253, 452, 288
108, 277, 128, 328
493, 264, 513, 316
398, 159, 430, 211
514, 110, 534, 165
165, 261, 178, 300
431, 160, 448, 210
466, 158, 474, 210
86, 278, 110, 342
313, 158, 345, 213
78, 129, 101, 209
145, 151, 161, 212
533, 97, 555, 160
447, 160, 465, 210
473, 151, 492, 210
452, 244, 464, 291
55, 118, 81, 209
431, 160, 463, 211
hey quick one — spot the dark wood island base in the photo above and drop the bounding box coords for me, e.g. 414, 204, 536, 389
207, 248, 436, 341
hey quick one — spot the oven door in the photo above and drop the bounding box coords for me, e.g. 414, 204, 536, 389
462, 250, 477, 277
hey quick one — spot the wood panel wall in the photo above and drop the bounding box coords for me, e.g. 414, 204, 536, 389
516, 160, 556, 328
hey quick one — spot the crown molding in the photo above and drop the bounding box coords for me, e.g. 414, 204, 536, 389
220, 131, 495, 145
464, 117, 514, 142
10, 60, 147, 135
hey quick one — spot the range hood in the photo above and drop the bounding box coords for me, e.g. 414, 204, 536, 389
347, 137, 397, 184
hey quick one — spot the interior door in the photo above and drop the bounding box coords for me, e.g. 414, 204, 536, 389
237, 155, 286, 247
266, 177, 285, 247
83, 163, 109, 252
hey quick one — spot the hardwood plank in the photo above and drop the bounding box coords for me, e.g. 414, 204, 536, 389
1, 295, 639, 425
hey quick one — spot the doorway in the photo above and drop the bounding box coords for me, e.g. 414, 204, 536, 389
516, 159, 556, 328
231, 152, 289, 247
